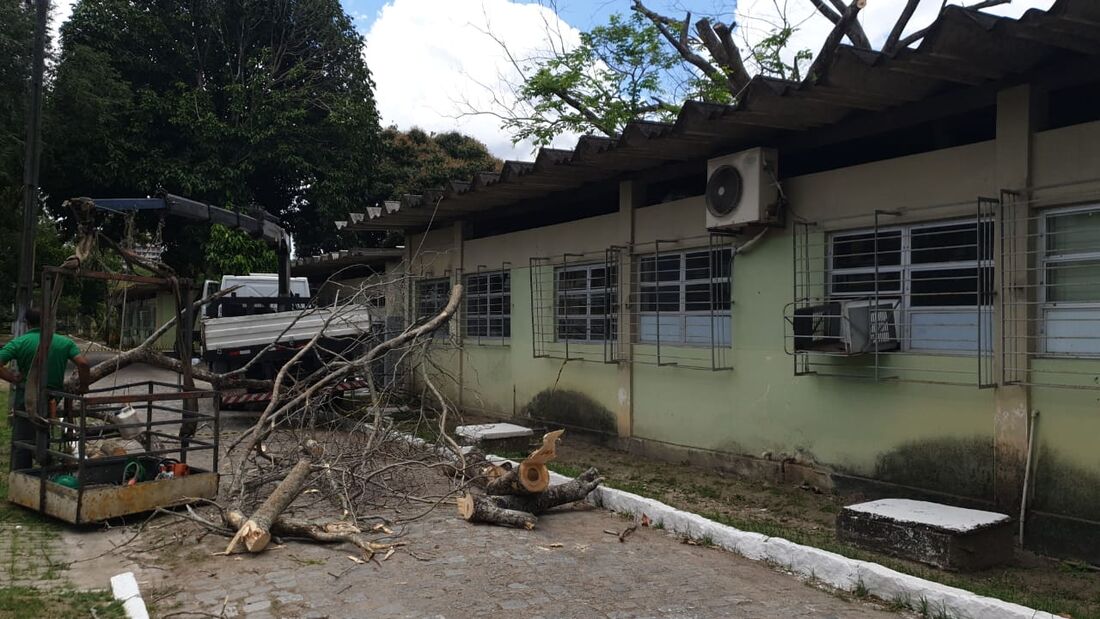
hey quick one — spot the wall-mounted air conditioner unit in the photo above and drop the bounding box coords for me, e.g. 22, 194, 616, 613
793, 299, 901, 354
705, 147, 780, 230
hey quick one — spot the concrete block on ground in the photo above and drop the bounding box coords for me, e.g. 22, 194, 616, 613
455, 423, 533, 452
837, 499, 1013, 571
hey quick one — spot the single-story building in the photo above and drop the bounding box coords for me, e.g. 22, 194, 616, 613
340, 1, 1100, 563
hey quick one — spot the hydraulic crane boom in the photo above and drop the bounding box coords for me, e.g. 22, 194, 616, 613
91, 193, 292, 296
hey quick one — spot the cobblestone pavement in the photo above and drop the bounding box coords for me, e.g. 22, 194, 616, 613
62, 505, 903, 619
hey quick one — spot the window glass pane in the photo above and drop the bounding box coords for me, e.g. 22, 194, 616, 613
590, 319, 606, 339
639, 257, 656, 283
558, 269, 586, 291
488, 273, 504, 293
832, 231, 901, 269
685, 283, 712, 311
590, 292, 608, 316
685, 252, 711, 280
656, 255, 681, 281
488, 318, 504, 337
1047, 210, 1100, 256
830, 271, 901, 295
556, 318, 586, 340
911, 268, 980, 307
488, 296, 505, 315
590, 267, 606, 288
467, 275, 486, 295
466, 316, 484, 337
911, 222, 979, 264
1047, 259, 1100, 303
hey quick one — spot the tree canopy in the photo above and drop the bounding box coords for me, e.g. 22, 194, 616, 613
43, 0, 382, 262
374, 127, 502, 200
484, 0, 997, 145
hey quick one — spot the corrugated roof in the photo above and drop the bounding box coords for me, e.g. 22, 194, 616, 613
291, 247, 404, 276
345, 0, 1100, 232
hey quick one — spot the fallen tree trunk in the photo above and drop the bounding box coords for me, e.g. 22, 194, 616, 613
456, 493, 537, 530
490, 467, 603, 514
225, 510, 395, 558
226, 440, 320, 554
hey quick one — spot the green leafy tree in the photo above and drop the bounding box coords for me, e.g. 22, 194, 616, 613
203, 224, 277, 279
374, 128, 501, 199
476, 0, 898, 144
506, 12, 680, 146
42, 0, 382, 267
0, 1, 73, 317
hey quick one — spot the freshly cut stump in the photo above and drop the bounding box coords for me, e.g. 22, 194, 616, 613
485, 463, 549, 495
457, 493, 537, 529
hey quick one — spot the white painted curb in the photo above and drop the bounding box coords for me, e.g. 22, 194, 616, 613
110, 571, 150, 619
509, 459, 1054, 619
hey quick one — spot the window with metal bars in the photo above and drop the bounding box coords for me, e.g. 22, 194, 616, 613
464, 270, 511, 339
828, 219, 993, 353
416, 278, 451, 337
555, 263, 617, 343
1040, 205, 1100, 356
638, 248, 732, 346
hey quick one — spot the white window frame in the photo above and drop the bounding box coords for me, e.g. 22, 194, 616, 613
637, 247, 732, 347
416, 278, 452, 338
554, 263, 617, 343
827, 218, 993, 355
1039, 203, 1100, 357
463, 269, 511, 340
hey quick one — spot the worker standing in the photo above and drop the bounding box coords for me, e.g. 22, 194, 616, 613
0, 308, 90, 468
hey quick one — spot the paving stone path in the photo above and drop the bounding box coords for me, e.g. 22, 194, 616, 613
60, 504, 903, 619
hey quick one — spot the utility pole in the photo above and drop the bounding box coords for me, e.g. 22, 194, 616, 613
14, 0, 50, 337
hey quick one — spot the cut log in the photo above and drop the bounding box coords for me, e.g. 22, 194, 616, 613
226, 440, 320, 554
490, 467, 603, 515
225, 510, 395, 558
484, 429, 563, 495
456, 493, 537, 529
484, 463, 549, 495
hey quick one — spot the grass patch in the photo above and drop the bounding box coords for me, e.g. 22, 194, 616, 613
0, 586, 124, 619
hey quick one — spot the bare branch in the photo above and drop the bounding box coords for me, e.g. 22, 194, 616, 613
806, 0, 866, 83
883, 0, 923, 54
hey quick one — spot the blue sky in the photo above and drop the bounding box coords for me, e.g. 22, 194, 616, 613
342, 0, 731, 35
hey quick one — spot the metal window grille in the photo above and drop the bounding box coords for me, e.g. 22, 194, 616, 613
1000, 177, 1100, 390
530, 248, 621, 362
555, 262, 618, 344
463, 266, 511, 344
415, 277, 451, 338
786, 199, 996, 387
626, 234, 735, 370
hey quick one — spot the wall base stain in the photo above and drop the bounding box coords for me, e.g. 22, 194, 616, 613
870, 436, 995, 502
522, 389, 618, 438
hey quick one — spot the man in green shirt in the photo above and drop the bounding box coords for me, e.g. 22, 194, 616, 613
1, 308, 90, 468
0, 308, 91, 406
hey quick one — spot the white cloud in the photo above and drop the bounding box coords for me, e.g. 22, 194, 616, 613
735, 0, 1058, 78
49, 0, 77, 50
363, 0, 584, 161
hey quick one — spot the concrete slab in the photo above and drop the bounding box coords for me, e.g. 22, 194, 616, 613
455, 422, 533, 442
837, 499, 1013, 571
844, 499, 1010, 533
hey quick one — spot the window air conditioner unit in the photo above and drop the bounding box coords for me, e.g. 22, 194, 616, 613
793, 299, 901, 354
705, 147, 780, 230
